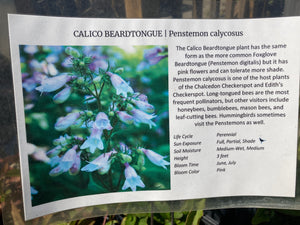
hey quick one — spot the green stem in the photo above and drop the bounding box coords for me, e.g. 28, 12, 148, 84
85, 86, 97, 99
105, 117, 119, 151
108, 169, 113, 191
77, 66, 102, 111
90, 173, 110, 191
87, 72, 102, 111
98, 81, 105, 98
116, 172, 123, 191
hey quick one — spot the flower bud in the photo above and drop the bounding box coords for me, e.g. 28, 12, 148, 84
114, 67, 124, 74
77, 77, 84, 85
108, 111, 114, 117
79, 61, 85, 67
126, 103, 134, 111
86, 110, 93, 117
121, 153, 132, 163
137, 147, 143, 154
137, 155, 145, 168
65, 47, 81, 58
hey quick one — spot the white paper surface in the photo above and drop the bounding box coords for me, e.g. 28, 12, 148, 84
8, 14, 300, 220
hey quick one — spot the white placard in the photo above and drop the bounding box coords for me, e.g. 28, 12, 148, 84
8, 14, 300, 220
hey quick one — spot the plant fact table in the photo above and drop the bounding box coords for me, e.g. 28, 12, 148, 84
8, 15, 300, 220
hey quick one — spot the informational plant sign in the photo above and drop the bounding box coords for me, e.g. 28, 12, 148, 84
8, 15, 300, 220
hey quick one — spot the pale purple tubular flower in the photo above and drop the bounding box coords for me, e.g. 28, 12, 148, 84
46, 145, 62, 157
22, 72, 45, 92
122, 163, 145, 191
65, 47, 81, 58
144, 47, 167, 65
116, 111, 134, 125
53, 134, 71, 146
137, 94, 148, 102
55, 112, 80, 131
81, 150, 115, 174
140, 76, 151, 84
47, 63, 58, 76
31, 148, 50, 163
147, 55, 167, 65
107, 72, 134, 98
35, 73, 71, 93
136, 61, 149, 71
131, 108, 156, 128
31, 186, 38, 195
80, 126, 104, 153
131, 99, 155, 114
144, 47, 163, 60
83, 46, 102, 56
49, 155, 61, 167
46, 54, 59, 64
53, 86, 72, 104
24, 45, 38, 54
24, 104, 34, 110
29, 59, 43, 72
61, 56, 73, 68
94, 112, 113, 130
119, 142, 131, 154
33, 72, 45, 83
137, 47, 167, 71
89, 59, 108, 72
23, 78, 37, 92
49, 145, 78, 176
69, 151, 81, 175
119, 142, 127, 153
140, 148, 170, 169
31, 186, 38, 199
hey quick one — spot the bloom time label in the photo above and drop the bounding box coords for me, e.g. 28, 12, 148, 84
8, 15, 300, 220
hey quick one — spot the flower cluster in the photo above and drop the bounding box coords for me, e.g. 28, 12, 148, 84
26, 46, 169, 193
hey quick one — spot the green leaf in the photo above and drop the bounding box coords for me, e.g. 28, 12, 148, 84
106, 220, 119, 225
185, 211, 196, 225
196, 199, 206, 209
192, 210, 203, 225
122, 214, 137, 225
174, 211, 184, 219
138, 217, 148, 225
135, 213, 150, 218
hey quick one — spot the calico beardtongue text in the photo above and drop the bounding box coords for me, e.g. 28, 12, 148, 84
73, 29, 243, 38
